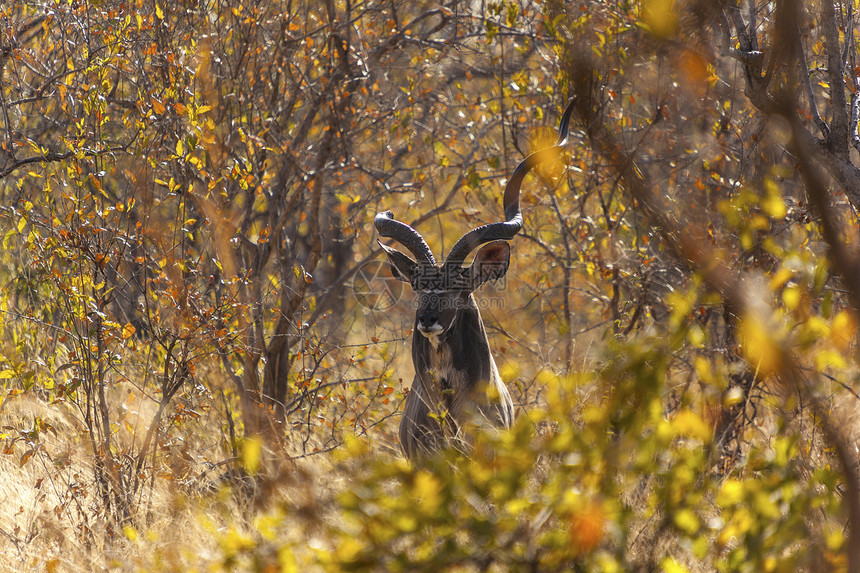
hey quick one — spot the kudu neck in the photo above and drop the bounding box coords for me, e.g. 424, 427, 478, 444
412, 295, 493, 375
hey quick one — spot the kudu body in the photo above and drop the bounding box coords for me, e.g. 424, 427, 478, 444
377, 102, 574, 460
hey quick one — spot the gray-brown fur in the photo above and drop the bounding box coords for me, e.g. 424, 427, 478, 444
399, 290, 515, 459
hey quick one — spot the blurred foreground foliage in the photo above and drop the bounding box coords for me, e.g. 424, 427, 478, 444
129, 329, 846, 572
0, 0, 859, 570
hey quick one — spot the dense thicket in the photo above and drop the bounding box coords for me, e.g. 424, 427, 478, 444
1, 0, 859, 570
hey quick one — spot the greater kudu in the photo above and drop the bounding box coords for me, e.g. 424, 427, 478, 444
377, 101, 574, 460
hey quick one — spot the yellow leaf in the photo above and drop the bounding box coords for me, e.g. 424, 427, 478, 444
536, 369, 559, 387
155, 4, 164, 19
815, 349, 847, 371
762, 193, 786, 219
673, 509, 700, 534
499, 363, 520, 383
687, 323, 705, 347
671, 410, 712, 442
768, 267, 793, 291
738, 314, 782, 376
752, 490, 781, 520
412, 471, 443, 511
278, 546, 299, 573
242, 436, 263, 474
831, 311, 856, 351
717, 479, 744, 506
642, 0, 678, 38
782, 286, 801, 311
661, 557, 690, 573
340, 432, 369, 457
123, 525, 139, 542
717, 525, 738, 548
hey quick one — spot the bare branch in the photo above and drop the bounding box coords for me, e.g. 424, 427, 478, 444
795, 23, 830, 139
0, 140, 136, 180
727, 48, 764, 65
821, 0, 850, 154
846, 2, 860, 153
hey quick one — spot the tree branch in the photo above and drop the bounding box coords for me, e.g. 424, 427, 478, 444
0, 140, 137, 180
821, 0, 850, 154
795, 22, 830, 139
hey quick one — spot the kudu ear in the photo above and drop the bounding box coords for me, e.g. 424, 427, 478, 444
467, 240, 511, 289
378, 241, 417, 283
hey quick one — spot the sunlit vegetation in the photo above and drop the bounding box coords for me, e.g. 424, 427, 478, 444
1, 0, 859, 570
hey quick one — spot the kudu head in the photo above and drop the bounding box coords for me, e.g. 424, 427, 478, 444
376, 100, 576, 337
377, 228, 513, 340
